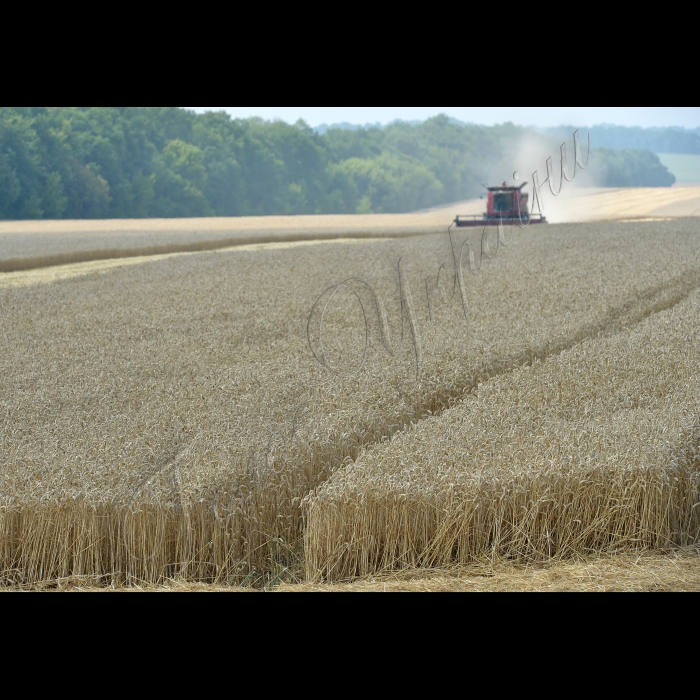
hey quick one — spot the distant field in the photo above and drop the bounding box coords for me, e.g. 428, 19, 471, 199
545, 185, 700, 222
1, 187, 700, 273
657, 153, 700, 184
0, 210, 473, 273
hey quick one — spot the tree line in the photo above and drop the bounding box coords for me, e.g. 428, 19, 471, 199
542, 124, 700, 155
0, 108, 676, 220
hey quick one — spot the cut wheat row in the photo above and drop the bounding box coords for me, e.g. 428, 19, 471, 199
304, 287, 700, 581
0, 209, 465, 272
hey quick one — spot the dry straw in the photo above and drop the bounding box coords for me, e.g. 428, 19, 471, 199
1, 219, 699, 585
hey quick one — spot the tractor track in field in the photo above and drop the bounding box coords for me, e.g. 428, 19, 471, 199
318, 267, 700, 477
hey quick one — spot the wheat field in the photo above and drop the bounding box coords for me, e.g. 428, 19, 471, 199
304, 287, 700, 581
1, 186, 699, 273
0, 210, 468, 273
1, 217, 699, 587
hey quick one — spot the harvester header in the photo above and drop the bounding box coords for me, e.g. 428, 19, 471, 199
454, 182, 547, 227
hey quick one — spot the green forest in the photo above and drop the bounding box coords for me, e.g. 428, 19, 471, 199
0, 107, 677, 220
542, 124, 700, 154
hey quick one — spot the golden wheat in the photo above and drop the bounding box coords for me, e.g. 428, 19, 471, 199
1, 219, 699, 584
0, 207, 479, 273
304, 287, 700, 581
3, 186, 699, 272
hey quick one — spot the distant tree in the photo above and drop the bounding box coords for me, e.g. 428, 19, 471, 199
0, 110, 48, 219
64, 160, 111, 218
544, 125, 700, 155
592, 148, 676, 187
334, 153, 443, 213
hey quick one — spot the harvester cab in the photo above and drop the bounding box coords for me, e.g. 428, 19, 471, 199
455, 182, 547, 228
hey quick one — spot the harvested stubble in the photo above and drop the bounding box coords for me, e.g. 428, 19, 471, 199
303, 288, 700, 582
1, 219, 700, 585
4, 550, 700, 591
285, 550, 700, 592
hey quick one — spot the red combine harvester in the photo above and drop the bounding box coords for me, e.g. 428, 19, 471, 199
454, 182, 547, 227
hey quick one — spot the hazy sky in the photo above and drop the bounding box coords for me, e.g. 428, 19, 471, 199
182, 107, 700, 129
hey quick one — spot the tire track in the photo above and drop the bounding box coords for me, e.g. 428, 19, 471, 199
313, 267, 700, 478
